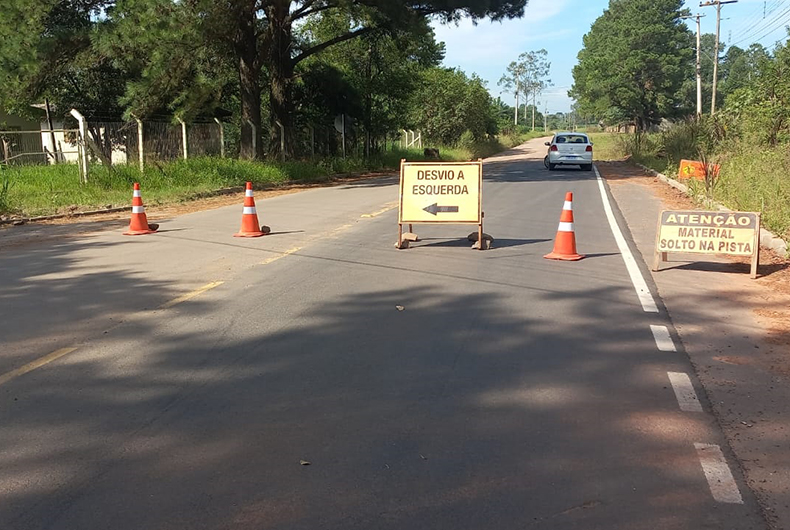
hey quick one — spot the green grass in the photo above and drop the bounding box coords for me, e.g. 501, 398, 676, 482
602, 129, 790, 241
0, 134, 532, 217
713, 146, 790, 239
588, 133, 628, 161
0, 159, 330, 217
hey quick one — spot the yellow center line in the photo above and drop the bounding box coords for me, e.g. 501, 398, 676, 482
260, 246, 302, 265
159, 281, 225, 309
361, 202, 398, 218
0, 347, 79, 387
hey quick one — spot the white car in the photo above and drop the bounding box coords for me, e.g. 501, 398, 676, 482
545, 132, 593, 171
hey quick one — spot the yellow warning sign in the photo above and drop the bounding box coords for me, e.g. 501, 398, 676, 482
653, 210, 762, 278
657, 210, 759, 256
399, 161, 482, 224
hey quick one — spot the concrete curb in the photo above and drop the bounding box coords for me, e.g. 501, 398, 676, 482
634, 162, 788, 257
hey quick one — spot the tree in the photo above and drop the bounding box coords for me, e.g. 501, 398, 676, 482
0, 0, 127, 118
297, 11, 444, 156
499, 49, 550, 129
410, 68, 495, 145
725, 38, 789, 146
2, 0, 527, 160
570, 0, 693, 129
498, 60, 526, 125
519, 49, 551, 131
721, 43, 770, 101
105, 0, 527, 159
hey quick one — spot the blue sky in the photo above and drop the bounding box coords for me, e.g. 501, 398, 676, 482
431, 0, 790, 114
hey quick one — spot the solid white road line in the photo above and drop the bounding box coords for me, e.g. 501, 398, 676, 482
594, 165, 659, 313
650, 325, 677, 351
694, 443, 744, 504
667, 372, 703, 412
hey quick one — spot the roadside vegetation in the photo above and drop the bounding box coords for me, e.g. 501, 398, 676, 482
0, 1, 558, 218
0, 130, 545, 218
592, 125, 790, 240
572, 0, 790, 243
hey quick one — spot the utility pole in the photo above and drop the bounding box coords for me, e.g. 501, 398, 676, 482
681, 13, 706, 116
514, 87, 519, 126
544, 103, 548, 133
531, 89, 536, 131
701, 0, 737, 116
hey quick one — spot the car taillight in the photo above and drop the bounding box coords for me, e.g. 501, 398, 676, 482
586, 145, 593, 152
550, 145, 558, 151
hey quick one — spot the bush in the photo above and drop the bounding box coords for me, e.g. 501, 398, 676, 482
457, 130, 476, 151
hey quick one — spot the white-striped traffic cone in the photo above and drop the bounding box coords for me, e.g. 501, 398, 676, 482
123, 183, 158, 235
234, 182, 269, 237
544, 191, 584, 261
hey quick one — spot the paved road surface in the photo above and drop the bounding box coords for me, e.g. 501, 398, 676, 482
0, 140, 768, 529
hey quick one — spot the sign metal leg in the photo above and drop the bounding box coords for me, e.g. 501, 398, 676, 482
751, 215, 761, 279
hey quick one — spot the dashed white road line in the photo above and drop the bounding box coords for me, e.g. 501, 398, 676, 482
650, 325, 677, 351
667, 372, 703, 412
694, 443, 744, 504
594, 165, 659, 313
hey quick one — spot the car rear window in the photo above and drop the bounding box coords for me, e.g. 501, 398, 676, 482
555, 135, 588, 144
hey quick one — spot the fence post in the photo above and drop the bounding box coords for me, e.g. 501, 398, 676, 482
214, 118, 225, 158
133, 115, 144, 173
69, 109, 89, 183
178, 117, 188, 160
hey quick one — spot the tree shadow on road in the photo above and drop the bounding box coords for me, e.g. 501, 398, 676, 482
0, 240, 775, 529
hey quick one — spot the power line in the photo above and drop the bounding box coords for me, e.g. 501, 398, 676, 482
729, 0, 789, 42
730, 3, 789, 44
701, 0, 738, 115
730, 0, 784, 37
730, 4, 790, 46
728, 0, 785, 40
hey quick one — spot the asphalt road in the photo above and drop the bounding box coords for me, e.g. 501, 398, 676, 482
0, 139, 769, 529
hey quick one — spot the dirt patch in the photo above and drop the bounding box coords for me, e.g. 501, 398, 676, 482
598, 160, 790, 372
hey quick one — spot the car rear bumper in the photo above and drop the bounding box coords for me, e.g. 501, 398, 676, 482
549, 154, 592, 165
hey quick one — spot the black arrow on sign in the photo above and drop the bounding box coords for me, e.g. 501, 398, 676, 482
423, 203, 460, 216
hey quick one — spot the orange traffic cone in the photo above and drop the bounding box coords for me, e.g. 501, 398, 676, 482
544, 191, 584, 261
123, 183, 158, 236
234, 182, 267, 237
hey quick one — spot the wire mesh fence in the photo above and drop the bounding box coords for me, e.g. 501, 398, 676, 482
0, 129, 80, 166
3, 109, 411, 182
142, 121, 183, 163
85, 120, 138, 166
188, 121, 223, 158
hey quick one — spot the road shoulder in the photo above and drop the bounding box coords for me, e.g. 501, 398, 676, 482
599, 161, 790, 530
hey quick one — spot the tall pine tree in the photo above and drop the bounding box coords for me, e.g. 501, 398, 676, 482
570, 0, 693, 129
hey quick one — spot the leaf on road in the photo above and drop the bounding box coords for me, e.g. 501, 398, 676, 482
300, 460, 311, 466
